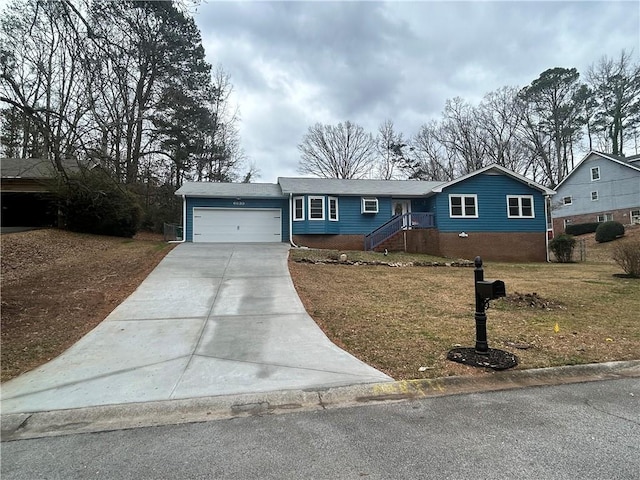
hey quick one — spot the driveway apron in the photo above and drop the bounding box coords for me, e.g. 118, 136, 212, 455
1, 243, 392, 413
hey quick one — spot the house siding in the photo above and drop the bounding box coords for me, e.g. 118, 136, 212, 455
292, 195, 400, 235
435, 173, 547, 232
553, 153, 640, 224
185, 197, 289, 242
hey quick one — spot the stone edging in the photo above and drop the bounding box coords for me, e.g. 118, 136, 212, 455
292, 258, 475, 267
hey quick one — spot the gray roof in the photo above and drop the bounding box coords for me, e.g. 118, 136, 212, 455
1, 158, 83, 178
175, 181, 285, 198
278, 177, 443, 196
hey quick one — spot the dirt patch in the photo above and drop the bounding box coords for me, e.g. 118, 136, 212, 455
1, 229, 174, 382
499, 292, 565, 310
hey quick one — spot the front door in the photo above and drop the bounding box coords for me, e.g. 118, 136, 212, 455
392, 200, 411, 228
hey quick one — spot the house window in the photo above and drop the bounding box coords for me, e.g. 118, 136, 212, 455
507, 195, 535, 218
597, 213, 613, 223
564, 218, 573, 228
293, 196, 304, 221
591, 166, 600, 181
449, 194, 478, 218
563, 196, 572, 205
308, 196, 325, 220
631, 210, 640, 224
591, 191, 599, 201
328, 197, 338, 221
362, 197, 378, 214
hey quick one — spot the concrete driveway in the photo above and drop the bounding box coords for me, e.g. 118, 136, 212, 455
1, 243, 391, 414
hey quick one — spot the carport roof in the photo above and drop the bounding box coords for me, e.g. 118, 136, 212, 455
1, 158, 87, 179
278, 177, 442, 196
176, 182, 284, 198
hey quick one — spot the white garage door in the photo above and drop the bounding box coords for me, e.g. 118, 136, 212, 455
192, 208, 282, 243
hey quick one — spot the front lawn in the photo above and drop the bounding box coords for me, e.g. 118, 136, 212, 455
289, 250, 640, 380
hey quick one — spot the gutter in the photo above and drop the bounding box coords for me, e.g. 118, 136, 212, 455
169, 194, 187, 244
289, 193, 299, 248
544, 194, 551, 262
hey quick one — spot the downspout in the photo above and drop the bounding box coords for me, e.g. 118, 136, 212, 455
289, 193, 299, 248
544, 194, 551, 262
169, 194, 187, 244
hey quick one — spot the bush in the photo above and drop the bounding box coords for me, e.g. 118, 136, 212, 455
612, 241, 640, 277
549, 234, 576, 263
129, 183, 181, 233
565, 222, 600, 236
595, 221, 625, 243
54, 169, 142, 237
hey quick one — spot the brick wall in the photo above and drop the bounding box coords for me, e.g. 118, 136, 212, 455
438, 232, 547, 262
552, 207, 639, 235
405, 229, 440, 256
292, 234, 364, 250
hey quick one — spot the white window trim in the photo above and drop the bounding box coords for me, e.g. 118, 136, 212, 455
293, 196, 305, 221
597, 213, 613, 223
591, 166, 600, 181
591, 191, 599, 201
328, 196, 339, 221
308, 196, 325, 221
448, 194, 478, 218
563, 196, 572, 205
361, 197, 379, 214
506, 195, 535, 218
564, 218, 573, 228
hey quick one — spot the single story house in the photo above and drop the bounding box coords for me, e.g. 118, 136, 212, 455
551, 151, 640, 233
1, 157, 60, 227
174, 164, 556, 262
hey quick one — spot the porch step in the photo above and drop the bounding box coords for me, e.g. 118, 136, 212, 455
373, 230, 405, 252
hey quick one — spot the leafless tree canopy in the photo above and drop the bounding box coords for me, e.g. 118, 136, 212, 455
1, 0, 250, 187
297, 121, 376, 179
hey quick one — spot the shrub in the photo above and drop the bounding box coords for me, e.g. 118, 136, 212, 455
549, 234, 576, 263
54, 169, 142, 237
565, 222, 600, 236
595, 221, 625, 243
612, 241, 640, 277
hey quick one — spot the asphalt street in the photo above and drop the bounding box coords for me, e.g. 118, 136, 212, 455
2, 377, 638, 480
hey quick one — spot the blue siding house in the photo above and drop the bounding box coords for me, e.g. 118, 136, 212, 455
175, 164, 555, 262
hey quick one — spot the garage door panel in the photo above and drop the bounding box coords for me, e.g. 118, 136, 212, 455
193, 208, 282, 243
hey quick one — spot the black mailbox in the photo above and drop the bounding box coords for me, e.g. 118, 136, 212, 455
476, 280, 506, 300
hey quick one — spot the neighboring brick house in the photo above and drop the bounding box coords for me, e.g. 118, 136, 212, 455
551, 151, 640, 234
175, 164, 556, 262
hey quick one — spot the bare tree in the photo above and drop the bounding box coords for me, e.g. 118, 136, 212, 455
402, 120, 453, 181
194, 66, 248, 183
1, 0, 92, 174
477, 86, 531, 174
439, 97, 487, 176
372, 119, 408, 179
297, 121, 376, 179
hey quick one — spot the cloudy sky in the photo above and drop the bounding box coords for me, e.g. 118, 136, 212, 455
194, 1, 638, 183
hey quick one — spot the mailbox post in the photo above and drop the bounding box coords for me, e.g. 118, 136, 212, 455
446, 256, 516, 370
474, 256, 489, 354
473, 256, 506, 354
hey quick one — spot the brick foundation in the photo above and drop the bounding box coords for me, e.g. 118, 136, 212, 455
293, 234, 364, 251
552, 207, 640, 235
438, 232, 547, 262
294, 230, 547, 262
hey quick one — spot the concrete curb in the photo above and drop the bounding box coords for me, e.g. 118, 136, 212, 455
2, 360, 639, 441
